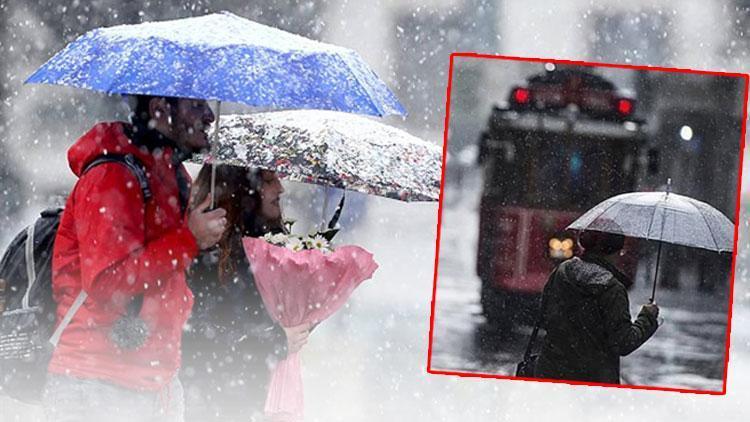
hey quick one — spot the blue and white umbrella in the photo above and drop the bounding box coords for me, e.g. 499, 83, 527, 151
25, 11, 405, 117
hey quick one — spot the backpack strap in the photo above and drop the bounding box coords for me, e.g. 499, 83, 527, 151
522, 267, 558, 363
83, 154, 152, 201
48, 154, 151, 347
21, 224, 36, 310
48, 290, 88, 347
8, 209, 62, 314
84, 154, 150, 317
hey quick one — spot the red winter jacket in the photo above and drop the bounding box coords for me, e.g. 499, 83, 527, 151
49, 122, 198, 391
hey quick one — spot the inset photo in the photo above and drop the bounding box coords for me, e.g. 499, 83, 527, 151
429, 54, 748, 394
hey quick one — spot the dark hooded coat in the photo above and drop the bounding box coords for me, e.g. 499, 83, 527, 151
180, 234, 287, 421
535, 255, 658, 384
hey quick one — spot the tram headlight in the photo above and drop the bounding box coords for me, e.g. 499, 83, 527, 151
549, 238, 562, 250
561, 238, 574, 250
549, 237, 575, 259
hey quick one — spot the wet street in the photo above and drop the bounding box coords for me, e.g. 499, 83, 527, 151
432, 180, 730, 392
432, 266, 729, 391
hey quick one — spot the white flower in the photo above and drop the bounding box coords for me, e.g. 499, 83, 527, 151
310, 235, 330, 252
270, 233, 288, 245
301, 235, 315, 249
285, 237, 304, 252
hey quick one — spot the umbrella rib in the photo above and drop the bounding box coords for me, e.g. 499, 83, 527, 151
645, 196, 661, 241
342, 55, 384, 117
692, 200, 721, 251
590, 199, 622, 231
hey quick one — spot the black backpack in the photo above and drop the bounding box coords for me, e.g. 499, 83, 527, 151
0, 154, 151, 403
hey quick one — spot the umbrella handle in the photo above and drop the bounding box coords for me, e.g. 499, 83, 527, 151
320, 185, 331, 231
650, 194, 668, 304
328, 192, 346, 230
319, 187, 346, 232
649, 241, 663, 303
210, 101, 222, 210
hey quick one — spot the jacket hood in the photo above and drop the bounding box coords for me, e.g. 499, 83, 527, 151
558, 256, 617, 296
67, 122, 155, 177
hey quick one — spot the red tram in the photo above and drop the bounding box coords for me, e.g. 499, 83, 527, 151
476, 67, 648, 327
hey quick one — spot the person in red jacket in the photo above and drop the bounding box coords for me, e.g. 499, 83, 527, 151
43, 96, 227, 422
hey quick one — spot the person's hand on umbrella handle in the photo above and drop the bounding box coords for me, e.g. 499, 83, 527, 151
283, 322, 312, 354
641, 303, 660, 320
188, 196, 227, 250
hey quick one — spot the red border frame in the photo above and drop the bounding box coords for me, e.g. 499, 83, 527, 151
427, 53, 750, 395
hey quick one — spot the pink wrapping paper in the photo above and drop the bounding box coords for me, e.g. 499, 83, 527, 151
242, 237, 379, 421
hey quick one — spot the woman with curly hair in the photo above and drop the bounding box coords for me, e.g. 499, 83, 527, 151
181, 164, 311, 422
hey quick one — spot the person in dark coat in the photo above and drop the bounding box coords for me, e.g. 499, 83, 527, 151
534, 228, 659, 384
181, 164, 311, 422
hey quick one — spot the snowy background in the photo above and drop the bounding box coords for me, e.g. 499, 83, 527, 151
2, 0, 750, 421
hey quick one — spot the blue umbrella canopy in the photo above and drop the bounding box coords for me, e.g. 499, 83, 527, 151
25, 11, 406, 117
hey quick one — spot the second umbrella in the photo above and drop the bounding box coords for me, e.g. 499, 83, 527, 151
198, 110, 442, 202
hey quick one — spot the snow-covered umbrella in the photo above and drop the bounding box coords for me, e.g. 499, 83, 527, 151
567, 179, 735, 302
25, 11, 407, 208
195, 110, 442, 202
24, 11, 405, 117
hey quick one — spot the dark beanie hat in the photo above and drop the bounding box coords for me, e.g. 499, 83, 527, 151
578, 228, 625, 256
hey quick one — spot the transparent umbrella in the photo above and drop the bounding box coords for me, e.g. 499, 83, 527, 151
567, 179, 735, 302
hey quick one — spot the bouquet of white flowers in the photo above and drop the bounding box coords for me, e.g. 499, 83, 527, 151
261, 223, 335, 253
244, 219, 377, 422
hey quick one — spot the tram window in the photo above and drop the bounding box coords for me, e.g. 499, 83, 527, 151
648, 148, 660, 175
482, 131, 638, 211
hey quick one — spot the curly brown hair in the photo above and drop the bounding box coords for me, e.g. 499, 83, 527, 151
191, 163, 284, 282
